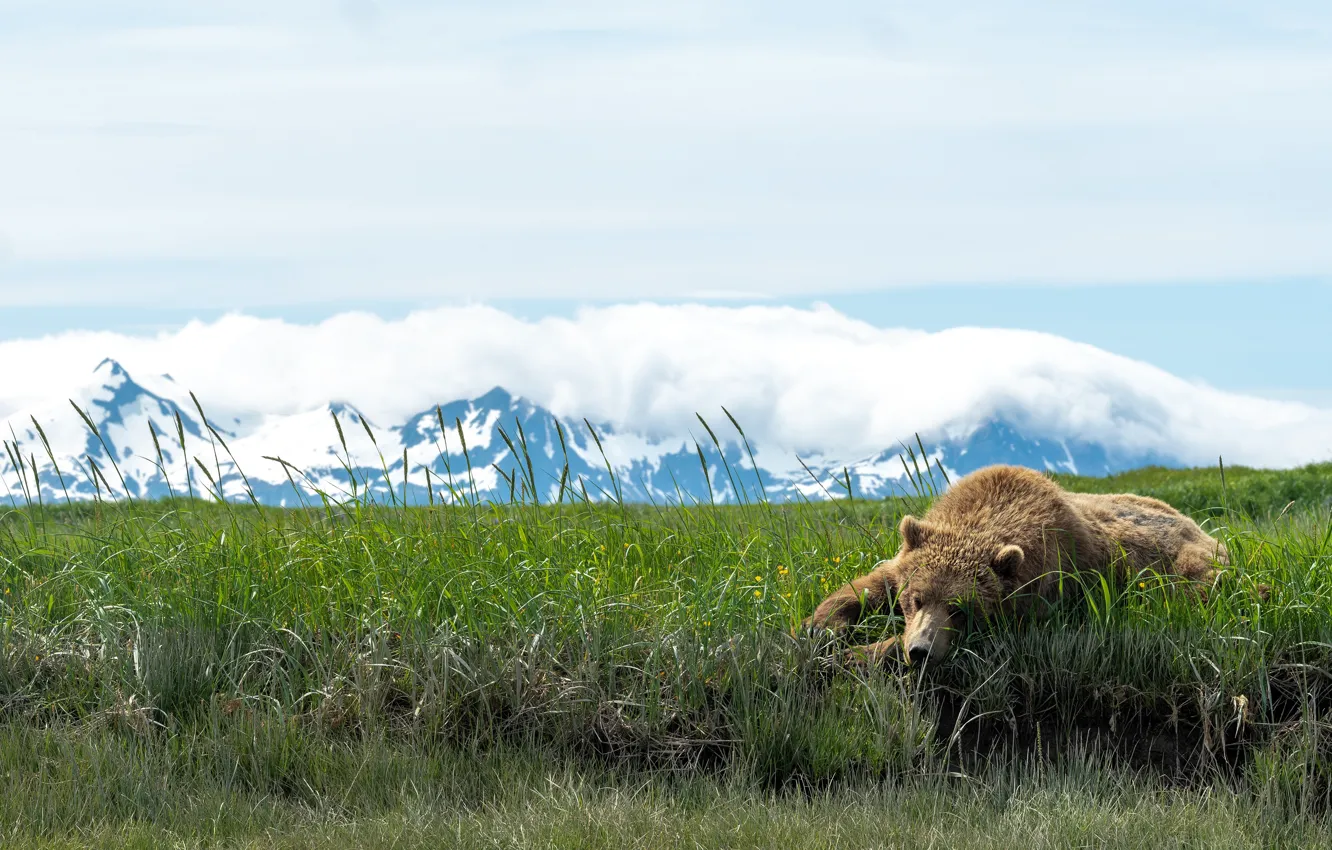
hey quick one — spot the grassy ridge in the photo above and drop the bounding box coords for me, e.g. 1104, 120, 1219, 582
1055, 461, 1332, 518
2, 463, 1332, 846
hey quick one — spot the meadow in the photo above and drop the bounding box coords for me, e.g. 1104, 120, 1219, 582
3, 446, 1332, 848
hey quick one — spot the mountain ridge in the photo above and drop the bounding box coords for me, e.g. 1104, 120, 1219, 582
0, 360, 1183, 506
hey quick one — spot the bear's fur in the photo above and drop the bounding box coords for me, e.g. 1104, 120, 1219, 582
803, 464, 1244, 665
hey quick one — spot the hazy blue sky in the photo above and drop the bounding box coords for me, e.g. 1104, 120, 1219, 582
1, 1, 1329, 402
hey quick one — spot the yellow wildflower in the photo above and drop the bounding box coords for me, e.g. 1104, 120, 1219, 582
753, 590, 762, 598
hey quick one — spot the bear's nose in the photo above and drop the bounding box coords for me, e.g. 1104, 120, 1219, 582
908, 645, 930, 666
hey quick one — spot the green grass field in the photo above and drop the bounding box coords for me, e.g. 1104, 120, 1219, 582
3, 460, 1332, 847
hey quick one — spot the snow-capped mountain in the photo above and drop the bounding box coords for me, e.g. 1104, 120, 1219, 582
0, 360, 1181, 507
0, 359, 227, 501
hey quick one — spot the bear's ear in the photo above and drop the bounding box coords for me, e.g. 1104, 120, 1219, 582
899, 515, 933, 550
992, 544, 1024, 579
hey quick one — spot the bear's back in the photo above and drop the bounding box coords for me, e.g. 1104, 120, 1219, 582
924, 465, 1102, 584
926, 465, 1067, 532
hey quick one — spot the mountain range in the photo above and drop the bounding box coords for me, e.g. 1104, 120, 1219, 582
0, 359, 1180, 507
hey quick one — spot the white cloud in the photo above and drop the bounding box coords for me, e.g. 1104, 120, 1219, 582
98, 25, 296, 53
0, 303, 1328, 468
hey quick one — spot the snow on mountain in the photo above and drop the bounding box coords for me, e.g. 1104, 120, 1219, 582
0, 359, 226, 500
1, 359, 1184, 507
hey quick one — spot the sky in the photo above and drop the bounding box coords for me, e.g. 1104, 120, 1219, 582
0, 2, 1329, 427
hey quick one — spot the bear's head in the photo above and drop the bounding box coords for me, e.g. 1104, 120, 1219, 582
890, 514, 1025, 665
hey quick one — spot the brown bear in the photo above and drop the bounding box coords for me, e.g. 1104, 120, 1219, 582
803, 464, 1245, 666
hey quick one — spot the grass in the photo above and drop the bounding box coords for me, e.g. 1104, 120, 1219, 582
3, 444, 1332, 846
4, 738, 1328, 848
1053, 461, 1332, 518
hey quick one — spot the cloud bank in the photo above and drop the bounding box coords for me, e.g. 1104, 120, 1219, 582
1, 304, 1328, 468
